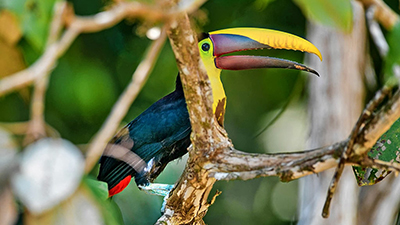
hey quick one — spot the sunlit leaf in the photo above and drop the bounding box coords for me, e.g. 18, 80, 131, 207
0, 40, 26, 78
0, 10, 26, 78
384, 22, 400, 83
12, 138, 85, 214
85, 177, 109, 201
0, 10, 22, 46
353, 118, 400, 186
293, 0, 353, 32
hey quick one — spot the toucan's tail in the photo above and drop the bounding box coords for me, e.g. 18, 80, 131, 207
98, 156, 135, 197
98, 141, 149, 197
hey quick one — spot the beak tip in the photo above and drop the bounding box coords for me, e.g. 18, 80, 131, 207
316, 50, 323, 61
311, 69, 320, 77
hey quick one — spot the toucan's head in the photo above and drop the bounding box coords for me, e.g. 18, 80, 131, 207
197, 27, 322, 126
198, 27, 322, 77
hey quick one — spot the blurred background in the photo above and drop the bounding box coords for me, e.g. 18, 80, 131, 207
1, 0, 399, 224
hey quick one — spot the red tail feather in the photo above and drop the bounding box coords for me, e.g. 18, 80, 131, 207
109, 175, 132, 197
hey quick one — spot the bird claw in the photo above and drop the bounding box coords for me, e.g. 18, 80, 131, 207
138, 183, 174, 196
138, 183, 174, 213
161, 194, 169, 214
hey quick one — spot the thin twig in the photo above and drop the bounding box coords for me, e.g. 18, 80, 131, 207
0, 122, 60, 137
47, 2, 67, 46
366, 6, 389, 57
24, 76, 50, 143
0, 24, 79, 96
24, 3, 68, 144
355, 157, 400, 172
358, 0, 400, 30
84, 27, 167, 173
66, 0, 206, 33
322, 85, 391, 217
366, 4, 400, 84
65, 2, 166, 33
321, 159, 345, 218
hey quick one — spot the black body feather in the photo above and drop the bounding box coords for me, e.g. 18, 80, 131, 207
97, 76, 191, 193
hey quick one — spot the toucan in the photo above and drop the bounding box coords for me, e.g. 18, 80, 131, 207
97, 27, 322, 197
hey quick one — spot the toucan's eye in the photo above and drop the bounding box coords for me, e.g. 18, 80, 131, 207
202, 43, 210, 52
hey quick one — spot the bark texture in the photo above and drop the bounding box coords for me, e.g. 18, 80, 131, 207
156, 11, 232, 224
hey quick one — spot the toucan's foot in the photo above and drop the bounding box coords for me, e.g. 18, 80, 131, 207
161, 194, 169, 213
138, 183, 174, 197
138, 183, 174, 213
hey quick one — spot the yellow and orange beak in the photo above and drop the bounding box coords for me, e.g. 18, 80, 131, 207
207, 27, 322, 75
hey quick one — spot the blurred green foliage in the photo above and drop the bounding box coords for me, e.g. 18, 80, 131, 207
2, 0, 57, 52
1, 0, 398, 224
293, 0, 353, 32
384, 22, 400, 83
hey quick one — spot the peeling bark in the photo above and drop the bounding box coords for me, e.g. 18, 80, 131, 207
157, 11, 232, 224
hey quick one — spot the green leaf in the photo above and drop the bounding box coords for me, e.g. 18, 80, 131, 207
353, 118, 400, 186
253, 0, 278, 10
293, 0, 353, 32
83, 177, 124, 225
384, 22, 400, 83
3, 0, 58, 52
84, 177, 109, 201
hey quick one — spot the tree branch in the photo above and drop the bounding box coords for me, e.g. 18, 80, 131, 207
358, 0, 399, 30
206, 85, 400, 182
366, 6, 389, 57
156, 2, 235, 222
209, 142, 344, 181
24, 2, 67, 144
